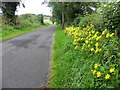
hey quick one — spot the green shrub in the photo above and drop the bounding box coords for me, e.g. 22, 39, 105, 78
73, 13, 104, 32
101, 2, 120, 36
2, 24, 14, 30
1, 14, 52, 40
72, 15, 83, 27
50, 24, 119, 88
64, 25, 119, 88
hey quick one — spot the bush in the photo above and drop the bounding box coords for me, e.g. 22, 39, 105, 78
73, 2, 120, 37
73, 13, 104, 32
2, 24, 15, 30
101, 2, 120, 36
72, 15, 83, 26
63, 24, 119, 88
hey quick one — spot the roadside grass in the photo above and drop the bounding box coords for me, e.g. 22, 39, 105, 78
50, 27, 94, 88
49, 26, 119, 88
0, 24, 49, 40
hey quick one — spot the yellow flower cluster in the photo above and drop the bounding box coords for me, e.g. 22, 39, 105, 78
65, 24, 115, 53
105, 74, 110, 79
91, 63, 101, 77
91, 70, 101, 77
94, 63, 98, 68
91, 63, 115, 79
91, 70, 96, 75
109, 68, 115, 73
97, 71, 101, 77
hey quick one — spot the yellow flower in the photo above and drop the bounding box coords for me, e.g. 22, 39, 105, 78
102, 31, 105, 35
93, 34, 97, 38
95, 42, 99, 47
90, 24, 94, 27
96, 37, 99, 41
74, 39, 77, 42
85, 40, 88, 44
102, 29, 107, 35
112, 26, 114, 28
91, 70, 96, 75
88, 38, 91, 40
73, 42, 77, 45
95, 32, 99, 34
110, 33, 114, 37
90, 41, 93, 44
92, 31, 95, 33
106, 33, 110, 38
110, 68, 115, 73
117, 53, 120, 57
91, 48, 94, 51
104, 29, 107, 32
88, 44, 90, 47
75, 46, 79, 49
98, 48, 102, 52
82, 47, 84, 50
94, 63, 98, 68
81, 38, 83, 40
105, 74, 110, 79
95, 49, 99, 53
97, 71, 101, 77
96, 36, 102, 41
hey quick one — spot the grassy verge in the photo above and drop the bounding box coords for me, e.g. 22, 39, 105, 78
0, 24, 50, 40
49, 26, 119, 88
49, 27, 81, 88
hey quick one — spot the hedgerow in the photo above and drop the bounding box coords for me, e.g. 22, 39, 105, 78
64, 24, 119, 88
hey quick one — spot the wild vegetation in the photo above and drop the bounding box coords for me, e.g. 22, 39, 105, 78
0, 1, 52, 40
48, 2, 100, 29
49, 1, 120, 88
0, 14, 51, 40
0, 0, 119, 88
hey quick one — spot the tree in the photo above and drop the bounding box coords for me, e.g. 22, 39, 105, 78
48, 2, 100, 28
38, 14, 44, 25
50, 16, 55, 24
1, 2, 20, 25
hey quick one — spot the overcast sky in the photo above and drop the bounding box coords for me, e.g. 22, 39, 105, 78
16, 0, 52, 15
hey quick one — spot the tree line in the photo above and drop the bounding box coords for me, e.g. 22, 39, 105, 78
48, 1, 120, 36
0, 1, 45, 25
48, 2, 100, 29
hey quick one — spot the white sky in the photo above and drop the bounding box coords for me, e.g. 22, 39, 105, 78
16, 0, 52, 15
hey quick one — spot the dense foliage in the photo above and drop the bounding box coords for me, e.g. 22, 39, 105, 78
73, 13, 103, 31
48, 2, 100, 28
50, 24, 119, 88
65, 25, 119, 87
50, 1, 120, 88
101, 2, 120, 36
1, 14, 50, 40
1, 2, 20, 25
73, 2, 120, 36
37, 14, 44, 25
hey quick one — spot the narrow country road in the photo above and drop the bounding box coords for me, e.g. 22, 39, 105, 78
2, 25, 55, 88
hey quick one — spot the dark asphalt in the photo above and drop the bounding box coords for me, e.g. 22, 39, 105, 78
2, 25, 55, 88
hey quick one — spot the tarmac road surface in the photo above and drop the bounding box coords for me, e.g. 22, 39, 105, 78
2, 25, 55, 88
